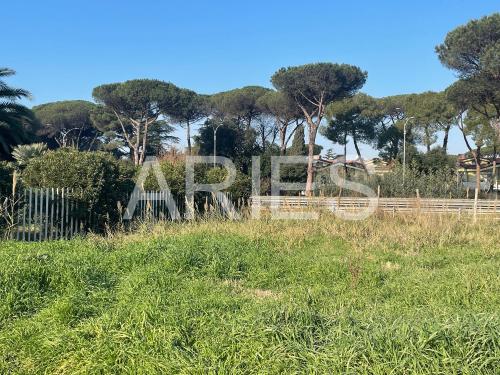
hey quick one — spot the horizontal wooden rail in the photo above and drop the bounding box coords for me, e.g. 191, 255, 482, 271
251, 196, 500, 215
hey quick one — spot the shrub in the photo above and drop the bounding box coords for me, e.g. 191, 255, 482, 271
143, 159, 250, 198
370, 163, 466, 198
143, 158, 187, 196
315, 163, 466, 198
142, 160, 251, 213
0, 161, 14, 194
205, 167, 251, 200
22, 149, 135, 230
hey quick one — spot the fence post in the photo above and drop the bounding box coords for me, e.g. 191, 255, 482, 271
51, 188, 55, 240
66, 188, 70, 239
377, 185, 380, 212
416, 189, 421, 215
60, 188, 65, 239
38, 189, 43, 242
15, 190, 20, 241
22, 190, 26, 241
70, 189, 75, 238
55, 188, 59, 240
27, 188, 32, 242
44, 188, 49, 240
34, 189, 39, 241
473, 188, 478, 224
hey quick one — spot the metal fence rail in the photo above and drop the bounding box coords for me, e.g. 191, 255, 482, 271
251, 196, 500, 215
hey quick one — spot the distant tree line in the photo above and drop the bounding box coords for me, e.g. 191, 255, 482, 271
1, 13, 498, 196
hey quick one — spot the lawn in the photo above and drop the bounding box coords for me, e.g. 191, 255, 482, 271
0, 214, 498, 374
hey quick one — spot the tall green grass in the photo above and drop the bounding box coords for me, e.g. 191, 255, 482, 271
0, 214, 498, 374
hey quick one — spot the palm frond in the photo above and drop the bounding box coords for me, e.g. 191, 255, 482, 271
0, 68, 15, 78
0, 83, 32, 100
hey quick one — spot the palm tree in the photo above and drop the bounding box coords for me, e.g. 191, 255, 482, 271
11, 142, 47, 167
0, 68, 35, 159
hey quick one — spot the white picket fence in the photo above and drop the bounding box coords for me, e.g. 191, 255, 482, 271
1, 189, 240, 241
1, 188, 86, 241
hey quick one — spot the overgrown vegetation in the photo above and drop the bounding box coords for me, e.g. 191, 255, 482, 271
22, 149, 135, 229
0, 216, 498, 374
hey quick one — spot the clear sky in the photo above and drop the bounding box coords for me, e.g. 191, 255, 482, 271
4, 0, 499, 158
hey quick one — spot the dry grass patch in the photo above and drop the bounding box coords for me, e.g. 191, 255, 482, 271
222, 279, 282, 301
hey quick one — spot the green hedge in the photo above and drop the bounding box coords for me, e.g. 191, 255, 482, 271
205, 167, 251, 200
142, 159, 251, 199
22, 149, 136, 229
143, 158, 187, 196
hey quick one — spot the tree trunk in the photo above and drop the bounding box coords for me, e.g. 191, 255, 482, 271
424, 126, 431, 153
87, 134, 98, 151
458, 117, 481, 194
133, 146, 139, 166
279, 127, 286, 156
353, 135, 368, 174
134, 124, 141, 166
271, 127, 278, 145
442, 124, 451, 152
186, 120, 192, 156
75, 127, 83, 150
140, 122, 149, 165
391, 138, 399, 161
353, 136, 362, 161
305, 124, 317, 197
475, 146, 482, 194
261, 127, 266, 153
343, 133, 348, 177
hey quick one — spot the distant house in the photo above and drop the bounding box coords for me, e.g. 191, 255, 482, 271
364, 158, 392, 176
313, 155, 391, 176
313, 155, 365, 175
457, 154, 500, 191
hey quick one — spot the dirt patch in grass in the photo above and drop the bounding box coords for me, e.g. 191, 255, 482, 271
222, 279, 282, 300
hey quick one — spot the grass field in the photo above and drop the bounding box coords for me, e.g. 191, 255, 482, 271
0, 214, 499, 374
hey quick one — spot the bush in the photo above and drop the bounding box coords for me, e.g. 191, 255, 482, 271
315, 163, 466, 198
371, 163, 466, 198
205, 167, 252, 200
141, 159, 251, 216
22, 149, 135, 230
0, 162, 14, 194
142, 159, 251, 199
143, 158, 187, 196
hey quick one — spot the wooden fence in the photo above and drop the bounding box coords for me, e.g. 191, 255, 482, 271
251, 196, 500, 216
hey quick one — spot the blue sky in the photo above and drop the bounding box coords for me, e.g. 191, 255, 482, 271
4, 0, 499, 157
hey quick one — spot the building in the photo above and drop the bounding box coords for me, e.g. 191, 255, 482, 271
457, 154, 500, 191
313, 155, 391, 176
